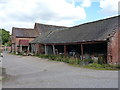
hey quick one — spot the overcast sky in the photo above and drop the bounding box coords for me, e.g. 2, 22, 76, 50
0, 0, 119, 33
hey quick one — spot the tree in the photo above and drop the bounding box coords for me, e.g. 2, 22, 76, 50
0, 29, 10, 45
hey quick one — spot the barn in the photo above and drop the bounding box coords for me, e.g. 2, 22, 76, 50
31, 16, 120, 64
11, 27, 39, 53
11, 24, 67, 54
30, 23, 67, 54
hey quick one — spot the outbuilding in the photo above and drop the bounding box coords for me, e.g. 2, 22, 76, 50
11, 27, 39, 53
31, 16, 120, 64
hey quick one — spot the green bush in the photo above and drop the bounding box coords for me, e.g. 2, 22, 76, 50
89, 59, 94, 63
84, 59, 94, 64
68, 57, 79, 65
98, 55, 106, 64
109, 64, 120, 69
85, 63, 104, 68
36, 54, 120, 70
37, 54, 93, 65
12, 51, 119, 70
38, 54, 49, 58
55, 56, 62, 61
48, 55, 56, 60
62, 57, 69, 63
69, 57, 75, 64
18, 53, 22, 55
84, 63, 120, 70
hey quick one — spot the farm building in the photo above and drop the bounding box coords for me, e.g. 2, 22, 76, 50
30, 23, 67, 54
31, 16, 120, 64
11, 27, 39, 53
11, 24, 67, 53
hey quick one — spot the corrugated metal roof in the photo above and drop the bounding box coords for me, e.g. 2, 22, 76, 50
19, 40, 29, 46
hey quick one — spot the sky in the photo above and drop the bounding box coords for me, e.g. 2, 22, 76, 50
0, 0, 119, 33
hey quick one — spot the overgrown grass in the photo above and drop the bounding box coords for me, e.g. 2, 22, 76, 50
10, 53, 120, 70
37, 54, 80, 65
83, 63, 120, 70
37, 54, 120, 70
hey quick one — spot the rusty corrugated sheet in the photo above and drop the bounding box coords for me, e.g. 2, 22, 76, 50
19, 40, 29, 46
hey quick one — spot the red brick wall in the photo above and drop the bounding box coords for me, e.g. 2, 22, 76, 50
108, 31, 120, 64
19, 40, 29, 46
118, 29, 120, 63
35, 44, 39, 54
15, 38, 35, 46
12, 37, 35, 52
34, 44, 44, 55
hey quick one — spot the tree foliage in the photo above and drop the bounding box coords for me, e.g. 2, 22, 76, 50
0, 29, 10, 45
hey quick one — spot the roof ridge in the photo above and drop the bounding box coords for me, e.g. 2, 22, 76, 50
35, 22, 67, 28
71, 15, 119, 28
49, 15, 119, 33
12, 27, 34, 30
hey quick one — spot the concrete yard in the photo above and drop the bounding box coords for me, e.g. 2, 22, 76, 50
2, 53, 118, 88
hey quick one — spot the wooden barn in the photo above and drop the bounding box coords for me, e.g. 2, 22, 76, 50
31, 16, 120, 64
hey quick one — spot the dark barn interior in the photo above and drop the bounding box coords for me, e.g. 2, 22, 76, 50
52, 42, 107, 63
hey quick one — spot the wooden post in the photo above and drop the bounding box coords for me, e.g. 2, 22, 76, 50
38, 44, 41, 54
11, 44, 13, 53
20, 44, 22, 53
34, 44, 35, 53
15, 44, 17, 53
52, 45, 56, 55
14, 44, 15, 53
27, 46, 29, 53
64, 45, 67, 56
31, 44, 34, 53
35, 44, 38, 55
81, 44, 84, 60
45, 44, 47, 55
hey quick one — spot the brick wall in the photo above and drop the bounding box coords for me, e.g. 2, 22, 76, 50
15, 38, 35, 46
108, 30, 120, 64
118, 29, 120, 63
12, 37, 35, 52
34, 44, 44, 55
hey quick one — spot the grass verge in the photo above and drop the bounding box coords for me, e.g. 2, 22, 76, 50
37, 54, 120, 70
9, 53, 120, 70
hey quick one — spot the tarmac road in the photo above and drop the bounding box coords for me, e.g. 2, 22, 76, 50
2, 53, 118, 88
0, 57, 2, 89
